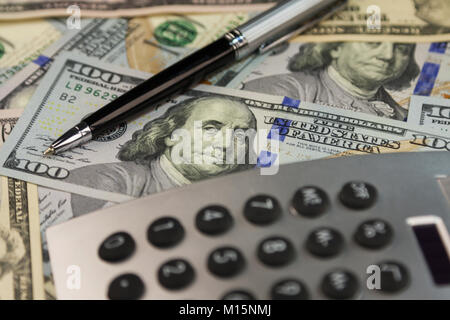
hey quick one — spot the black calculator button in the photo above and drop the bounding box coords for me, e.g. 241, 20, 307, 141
339, 181, 377, 209
98, 232, 135, 263
108, 273, 144, 300
321, 270, 359, 299
221, 290, 255, 300
257, 236, 294, 267
196, 205, 233, 235
244, 195, 281, 225
378, 261, 409, 292
271, 279, 309, 300
306, 227, 344, 258
158, 259, 195, 290
354, 219, 393, 249
147, 217, 184, 248
208, 246, 245, 278
291, 186, 329, 217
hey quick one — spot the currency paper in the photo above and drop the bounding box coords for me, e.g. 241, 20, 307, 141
0, 54, 449, 211
0, 0, 273, 20
408, 95, 450, 134
0, 109, 44, 300
0, 177, 43, 299
0, 14, 254, 110
1, 0, 450, 44
294, 0, 450, 42
226, 41, 450, 120
0, 109, 111, 298
126, 12, 253, 74
0, 19, 62, 87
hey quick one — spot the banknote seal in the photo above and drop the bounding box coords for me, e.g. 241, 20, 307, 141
154, 20, 197, 47
93, 123, 127, 142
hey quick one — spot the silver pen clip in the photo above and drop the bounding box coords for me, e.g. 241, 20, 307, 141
258, 0, 348, 54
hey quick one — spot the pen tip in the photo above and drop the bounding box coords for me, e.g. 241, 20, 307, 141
43, 147, 54, 156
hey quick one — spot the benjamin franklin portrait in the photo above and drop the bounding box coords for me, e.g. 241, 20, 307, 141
414, 0, 450, 27
0, 225, 25, 280
67, 95, 257, 216
244, 42, 420, 120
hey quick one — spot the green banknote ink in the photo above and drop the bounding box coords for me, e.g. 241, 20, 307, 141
154, 20, 197, 47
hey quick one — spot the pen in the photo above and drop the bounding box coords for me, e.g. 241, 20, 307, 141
44, 0, 347, 155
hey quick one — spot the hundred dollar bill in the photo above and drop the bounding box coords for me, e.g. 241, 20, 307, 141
0, 53, 449, 208
0, 0, 272, 20
0, 19, 62, 87
293, 0, 450, 43
0, 109, 21, 143
0, 177, 43, 299
2, 0, 450, 43
26, 26, 251, 282
0, 108, 46, 300
0, 109, 107, 298
407, 95, 450, 134
126, 12, 253, 74
0, 13, 254, 110
0, 18, 141, 110
0, 109, 94, 299
0, 109, 95, 299
226, 41, 450, 120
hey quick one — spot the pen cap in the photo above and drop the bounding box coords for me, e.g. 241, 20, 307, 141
235, 0, 343, 59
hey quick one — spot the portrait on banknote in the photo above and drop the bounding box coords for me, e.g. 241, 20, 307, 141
0, 225, 26, 281
67, 95, 258, 215
413, 0, 450, 28
243, 42, 420, 121
0, 55, 448, 220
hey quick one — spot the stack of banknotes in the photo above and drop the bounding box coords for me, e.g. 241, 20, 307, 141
0, 0, 449, 299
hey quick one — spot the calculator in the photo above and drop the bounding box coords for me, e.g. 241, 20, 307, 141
47, 151, 450, 299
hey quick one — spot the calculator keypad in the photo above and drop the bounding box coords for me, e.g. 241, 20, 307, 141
244, 195, 281, 225
305, 227, 344, 258
90, 178, 412, 301
270, 279, 309, 300
50, 149, 450, 301
98, 232, 135, 263
196, 205, 233, 236
321, 269, 359, 299
291, 186, 329, 218
378, 261, 410, 292
339, 181, 378, 209
147, 217, 185, 248
354, 219, 393, 249
221, 290, 255, 300
158, 258, 195, 290
207, 246, 245, 278
108, 273, 145, 300
257, 236, 295, 267
97, 181, 407, 299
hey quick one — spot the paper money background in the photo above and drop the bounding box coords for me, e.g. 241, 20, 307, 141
226, 41, 450, 118
0, 0, 273, 20
0, 109, 44, 299
408, 95, 450, 133
1, 53, 449, 205
294, 0, 450, 42
0, 0, 449, 301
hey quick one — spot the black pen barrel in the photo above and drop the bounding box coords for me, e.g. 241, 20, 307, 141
84, 36, 236, 136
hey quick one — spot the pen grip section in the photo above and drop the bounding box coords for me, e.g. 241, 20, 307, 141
86, 36, 236, 135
